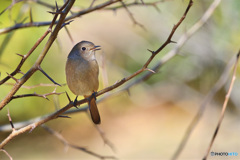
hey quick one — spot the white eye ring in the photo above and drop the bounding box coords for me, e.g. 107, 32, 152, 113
82, 47, 86, 51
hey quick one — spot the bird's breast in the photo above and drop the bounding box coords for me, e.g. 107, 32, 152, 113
66, 58, 99, 96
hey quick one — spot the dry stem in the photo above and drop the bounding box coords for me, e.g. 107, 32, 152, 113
203, 51, 240, 160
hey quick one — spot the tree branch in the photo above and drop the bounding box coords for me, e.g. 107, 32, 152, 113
42, 125, 116, 159
96, 0, 193, 98
0, 0, 75, 110
0, 0, 165, 35
169, 0, 223, 159
12, 88, 64, 100
0, 0, 120, 35
0, 149, 13, 160
203, 51, 240, 160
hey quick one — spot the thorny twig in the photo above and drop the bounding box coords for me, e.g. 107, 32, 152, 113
0, 0, 193, 151
0, 0, 75, 151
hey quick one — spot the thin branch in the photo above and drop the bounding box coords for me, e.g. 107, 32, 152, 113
35, 0, 56, 10
203, 51, 240, 160
64, 26, 74, 44
169, 0, 223, 159
0, 149, 13, 160
0, 0, 120, 35
0, 0, 164, 34
0, 0, 23, 16
42, 125, 116, 159
38, 66, 61, 86
6, 73, 19, 83
119, 0, 146, 30
4, 82, 63, 89
12, 88, 64, 100
29, 8, 33, 24
0, 0, 74, 110
105, 0, 163, 12
7, 109, 15, 131
171, 54, 235, 160
95, 125, 116, 152
0, 27, 50, 85
89, 0, 96, 8
96, 0, 193, 98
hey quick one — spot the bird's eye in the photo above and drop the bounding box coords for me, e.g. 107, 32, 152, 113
82, 47, 86, 51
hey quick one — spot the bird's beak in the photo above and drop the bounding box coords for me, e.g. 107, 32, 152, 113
90, 45, 101, 51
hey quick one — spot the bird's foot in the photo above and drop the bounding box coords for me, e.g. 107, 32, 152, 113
91, 92, 97, 100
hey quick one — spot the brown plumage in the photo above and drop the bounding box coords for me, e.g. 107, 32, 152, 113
66, 41, 101, 124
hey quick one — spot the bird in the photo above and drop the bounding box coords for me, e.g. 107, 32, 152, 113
65, 40, 101, 124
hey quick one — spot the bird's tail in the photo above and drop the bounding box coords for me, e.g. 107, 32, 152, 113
87, 96, 101, 124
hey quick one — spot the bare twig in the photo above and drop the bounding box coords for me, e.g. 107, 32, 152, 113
119, 0, 146, 30
203, 51, 240, 160
0, 0, 120, 34
95, 125, 116, 152
0, 0, 23, 16
7, 109, 15, 131
106, 0, 162, 12
0, 27, 50, 85
38, 66, 61, 86
89, 0, 97, 8
0, 149, 13, 160
0, 0, 164, 35
171, 54, 235, 160
0, 0, 74, 110
12, 88, 64, 100
96, 0, 193, 98
42, 125, 116, 159
4, 82, 63, 89
64, 26, 74, 44
169, 0, 223, 159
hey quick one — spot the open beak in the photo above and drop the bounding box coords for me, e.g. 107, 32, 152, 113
90, 45, 101, 51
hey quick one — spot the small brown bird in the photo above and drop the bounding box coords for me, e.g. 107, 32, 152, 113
66, 41, 101, 124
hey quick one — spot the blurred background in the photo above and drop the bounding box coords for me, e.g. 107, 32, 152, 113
0, 0, 240, 159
